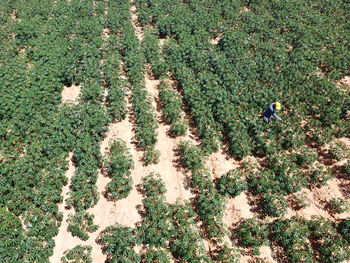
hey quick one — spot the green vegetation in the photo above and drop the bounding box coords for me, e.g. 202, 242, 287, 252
216, 169, 248, 197
104, 139, 134, 200
1, 0, 349, 262
67, 212, 98, 241
61, 245, 92, 263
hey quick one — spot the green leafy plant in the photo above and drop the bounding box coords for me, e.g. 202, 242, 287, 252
271, 217, 313, 263
67, 211, 98, 241
98, 223, 140, 263
292, 192, 311, 210
236, 217, 269, 248
328, 197, 350, 214
308, 216, 349, 262
170, 121, 187, 136
339, 218, 350, 242
61, 245, 92, 263
104, 139, 134, 200
216, 168, 248, 197
343, 161, 350, 176
329, 141, 349, 161
179, 140, 204, 170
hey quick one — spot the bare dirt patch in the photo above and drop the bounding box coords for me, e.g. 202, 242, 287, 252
61, 84, 81, 104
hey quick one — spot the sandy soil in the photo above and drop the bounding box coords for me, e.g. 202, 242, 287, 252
339, 76, 350, 88
210, 33, 223, 45
61, 84, 81, 104
206, 147, 239, 181
259, 246, 276, 263
223, 191, 254, 228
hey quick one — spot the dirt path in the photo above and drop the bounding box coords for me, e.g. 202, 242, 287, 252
50, 153, 81, 263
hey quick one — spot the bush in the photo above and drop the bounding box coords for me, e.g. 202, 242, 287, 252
236, 217, 269, 248
143, 248, 172, 263
143, 146, 160, 165
216, 169, 248, 197
170, 121, 187, 137
329, 141, 349, 161
67, 211, 99, 241
293, 192, 311, 210
106, 176, 132, 200
179, 141, 204, 170
342, 161, 350, 176
61, 245, 92, 263
262, 191, 287, 217
308, 217, 349, 262
309, 162, 333, 186
271, 217, 313, 263
98, 224, 140, 263
328, 198, 350, 214
339, 218, 350, 242
104, 139, 134, 200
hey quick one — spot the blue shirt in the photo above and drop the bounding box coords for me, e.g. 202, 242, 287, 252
263, 102, 281, 122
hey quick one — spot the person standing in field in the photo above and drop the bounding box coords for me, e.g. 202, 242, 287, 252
263, 101, 282, 123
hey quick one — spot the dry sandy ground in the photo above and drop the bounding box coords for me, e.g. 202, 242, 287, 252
61, 84, 81, 104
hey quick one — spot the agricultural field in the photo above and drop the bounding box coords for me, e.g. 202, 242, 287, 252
1, 0, 350, 262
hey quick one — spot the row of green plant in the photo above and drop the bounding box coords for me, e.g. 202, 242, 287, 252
104, 139, 134, 201
138, 0, 350, 160
108, 0, 159, 165
158, 80, 188, 136
179, 141, 227, 240
236, 216, 350, 262
67, 211, 98, 241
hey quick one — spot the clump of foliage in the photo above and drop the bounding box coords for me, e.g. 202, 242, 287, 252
339, 218, 350, 243
261, 191, 287, 217
271, 217, 313, 263
329, 141, 349, 161
179, 140, 204, 170
170, 121, 188, 136
294, 146, 318, 167
104, 139, 134, 200
143, 146, 160, 165
309, 162, 333, 186
216, 168, 248, 197
0, 207, 25, 262
343, 161, 350, 177
168, 201, 210, 262
214, 243, 240, 263
236, 217, 269, 248
328, 197, 350, 214
158, 80, 183, 124
98, 224, 140, 263
103, 48, 127, 122
292, 192, 311, 210
67, 211, 98, 241
142, 247, 172, 263
142, 28, 167, 78
308, 216, 349, 262
61, 245, 92, 263
139, 173, 171, 247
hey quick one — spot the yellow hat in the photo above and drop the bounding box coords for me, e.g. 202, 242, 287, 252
275, 101, 281, 110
